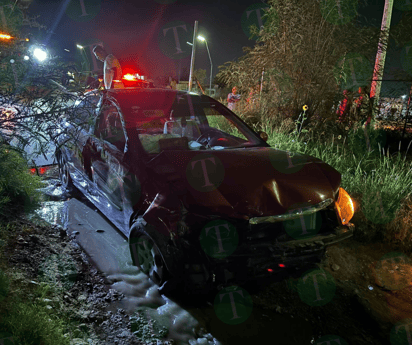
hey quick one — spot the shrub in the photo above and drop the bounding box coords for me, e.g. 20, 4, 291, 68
346, 123, 387, 159
0, 144, 43, 216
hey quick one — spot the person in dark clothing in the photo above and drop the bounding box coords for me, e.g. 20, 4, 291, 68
356, 86, 372, 125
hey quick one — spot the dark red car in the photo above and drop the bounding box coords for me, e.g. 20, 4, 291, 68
56, 88, 355, 294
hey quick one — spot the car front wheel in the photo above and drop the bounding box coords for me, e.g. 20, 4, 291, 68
130, 229, 169, 286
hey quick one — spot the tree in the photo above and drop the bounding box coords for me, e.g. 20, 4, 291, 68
216, 0, 386, 131
194, 68, 206, 86
0, 0, 88, 166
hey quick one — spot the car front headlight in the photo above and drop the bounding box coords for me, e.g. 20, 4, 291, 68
335, 187, 355, 225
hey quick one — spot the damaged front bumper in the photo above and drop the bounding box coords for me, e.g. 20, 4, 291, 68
209, 223, 354, 284
203, 200, 355, 284
246, 223, 354, 268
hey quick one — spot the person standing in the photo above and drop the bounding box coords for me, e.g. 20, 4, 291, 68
227, 86, 241, 111
336, 90, 353, 124
357, 86, 372, 126
93, 45, 123, 89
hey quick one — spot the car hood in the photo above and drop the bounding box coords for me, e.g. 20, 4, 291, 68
147, 147, 341, 218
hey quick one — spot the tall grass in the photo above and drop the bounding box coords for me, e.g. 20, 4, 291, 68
0, 263, 73, 345
0, 223, 90, 345
241, 111, 412, 246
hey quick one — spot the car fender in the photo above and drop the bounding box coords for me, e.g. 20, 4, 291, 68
129, 217, 184, 277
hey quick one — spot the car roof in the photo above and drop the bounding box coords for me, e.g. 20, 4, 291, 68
105, 88, 214, 119
82, 88, 217, 125
106, 87, 206, 99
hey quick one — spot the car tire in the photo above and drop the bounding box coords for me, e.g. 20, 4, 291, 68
129, 219, 214, 300
129, 228, 170, 287
57, 151, 74, 191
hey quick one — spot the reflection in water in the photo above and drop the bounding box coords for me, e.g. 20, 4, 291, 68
34, 200, 66, 227
108, 271, 215, 345
31, 177, 70, 228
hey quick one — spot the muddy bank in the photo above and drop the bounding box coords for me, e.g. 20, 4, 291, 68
2, 212, 397, 345
2, 214, 176, 345
251, 238, 412, 345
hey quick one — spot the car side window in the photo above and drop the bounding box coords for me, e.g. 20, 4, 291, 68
203, 105, 248, 142
96, 101, 126, 152
73, 94, 99, 130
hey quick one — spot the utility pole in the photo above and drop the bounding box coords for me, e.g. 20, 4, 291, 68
188, 21, 198, 92
370, 0, 394, 118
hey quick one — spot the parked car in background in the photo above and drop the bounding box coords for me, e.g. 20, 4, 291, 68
56, 87, 355, 295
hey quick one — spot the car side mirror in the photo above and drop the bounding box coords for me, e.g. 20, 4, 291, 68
258, 131, 268, 142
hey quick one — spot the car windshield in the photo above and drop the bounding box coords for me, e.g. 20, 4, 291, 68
114, 91, 264, 153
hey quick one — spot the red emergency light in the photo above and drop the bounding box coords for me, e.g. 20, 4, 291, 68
122, 73, 136, 81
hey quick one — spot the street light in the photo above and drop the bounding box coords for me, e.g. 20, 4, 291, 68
33, 47, 47, 62
197, 35, 213, 96
0, 33, 13, 40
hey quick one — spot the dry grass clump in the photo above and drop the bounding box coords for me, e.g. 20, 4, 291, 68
384, 195, 412, 252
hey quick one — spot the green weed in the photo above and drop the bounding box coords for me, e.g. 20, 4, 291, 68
0, 144, 43, 217
256, 111, 412, 246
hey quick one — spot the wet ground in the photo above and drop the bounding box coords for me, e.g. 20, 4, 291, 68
17, 165, 412, 345
31, 167, 316, 345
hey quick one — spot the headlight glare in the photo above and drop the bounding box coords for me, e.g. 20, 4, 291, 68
335, 187, 355, 225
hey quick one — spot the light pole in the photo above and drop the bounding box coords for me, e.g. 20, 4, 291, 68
370, 0, 394, 118
188, 21, 198, 92
197, 35, 213, 96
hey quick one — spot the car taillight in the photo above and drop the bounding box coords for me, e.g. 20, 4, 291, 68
335, 187, 355, 225
267, 264, 285, 272
29, 167, 48, 175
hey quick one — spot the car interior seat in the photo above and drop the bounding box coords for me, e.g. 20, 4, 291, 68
164, 119, 201, 140
163, 120, 182, 136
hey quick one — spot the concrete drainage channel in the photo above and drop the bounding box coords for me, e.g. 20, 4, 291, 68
29, 168, 316, 345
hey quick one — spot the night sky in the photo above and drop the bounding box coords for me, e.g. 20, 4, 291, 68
26, 0, 264, 81
22, 0, 411, 91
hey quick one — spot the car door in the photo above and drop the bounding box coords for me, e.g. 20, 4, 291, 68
71, 93, 100, 178
88, 99, 128, 210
